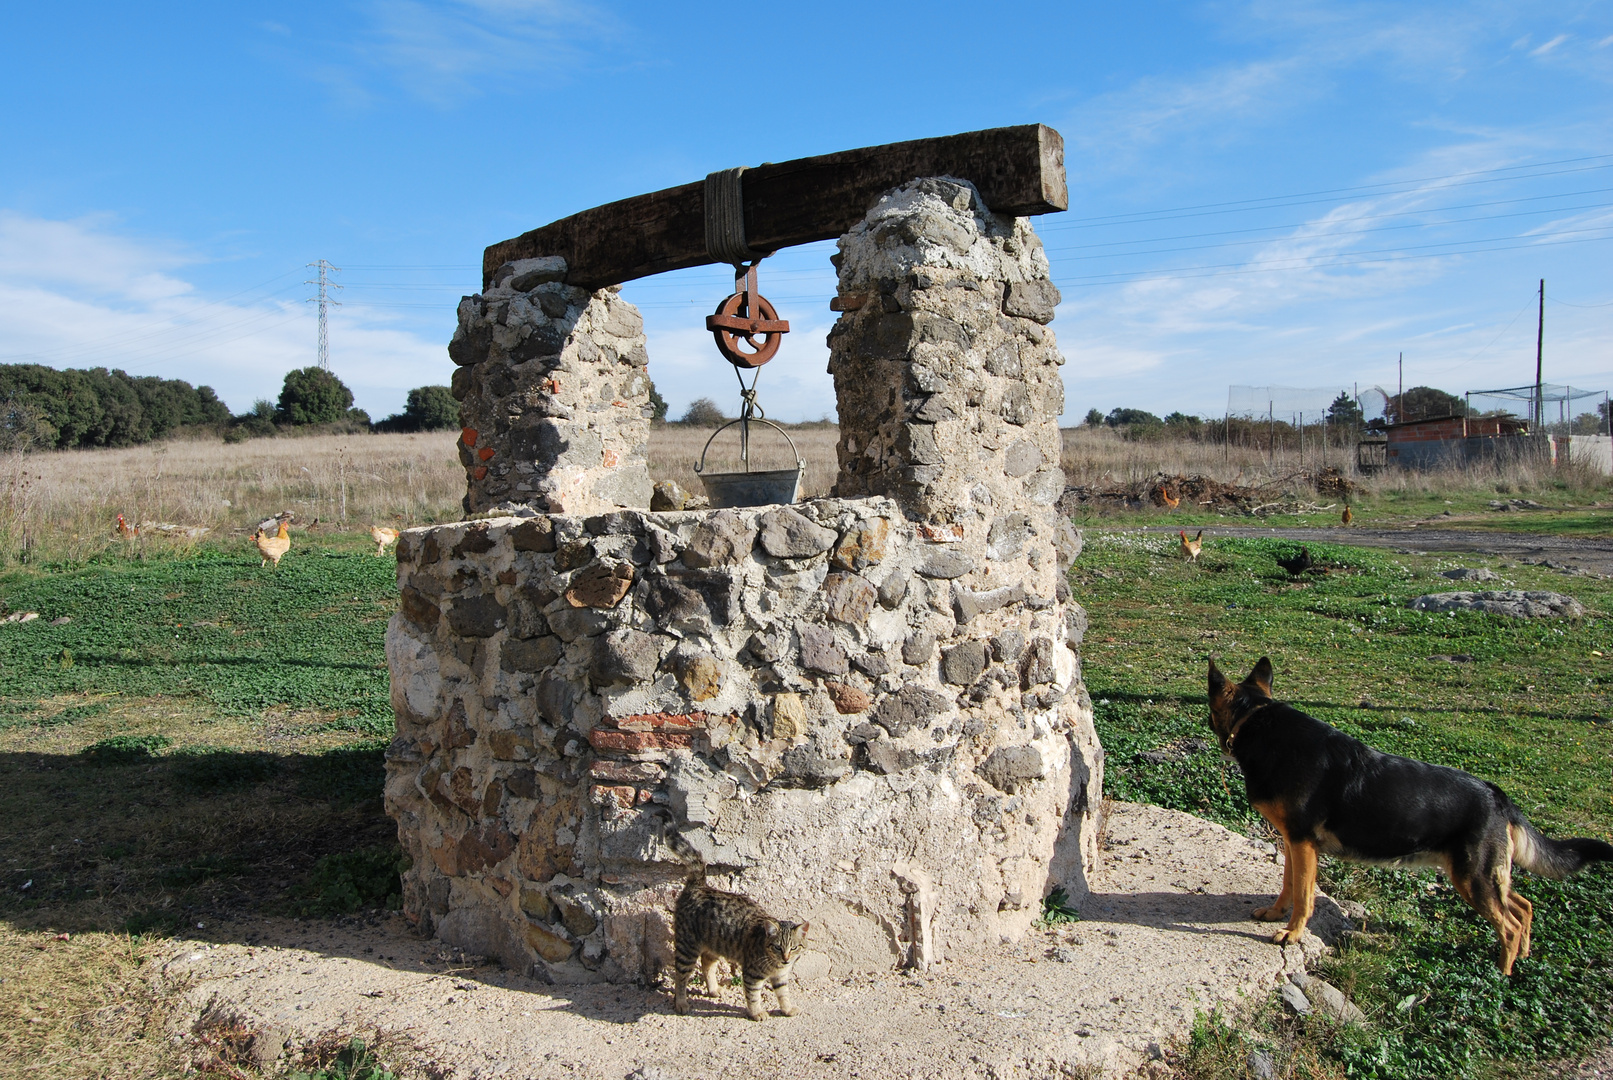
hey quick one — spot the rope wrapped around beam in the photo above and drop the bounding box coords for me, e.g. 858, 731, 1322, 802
704, 166, 762, 266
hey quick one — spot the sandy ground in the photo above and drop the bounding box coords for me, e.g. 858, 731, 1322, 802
1139, 524, 1613, 576
170, 803, 1350, 1080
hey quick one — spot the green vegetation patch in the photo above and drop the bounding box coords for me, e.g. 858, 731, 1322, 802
0, 547, 397, 730
1075, 530, 1613, 1076
291, 844, 408, 917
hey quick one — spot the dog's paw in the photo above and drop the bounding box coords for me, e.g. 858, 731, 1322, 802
1251, 904, 1288, 921
1271, 927, 1302, 946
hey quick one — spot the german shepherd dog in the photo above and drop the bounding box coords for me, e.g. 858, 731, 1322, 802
1208, 657, 1613, 974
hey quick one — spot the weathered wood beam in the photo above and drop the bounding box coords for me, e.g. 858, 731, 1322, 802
483, 124, 1067, 291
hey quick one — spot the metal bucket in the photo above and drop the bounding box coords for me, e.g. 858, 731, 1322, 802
695, 418, 806, 509
699, 467, 804, 508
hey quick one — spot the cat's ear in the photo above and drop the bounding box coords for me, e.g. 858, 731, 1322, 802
797, 920, 810, 939
765, 921, 781, 938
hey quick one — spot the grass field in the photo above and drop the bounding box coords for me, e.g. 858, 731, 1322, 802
0, 427, 1608, 1077
1, 424, 1604, 568
1077, 531, 1613, 1078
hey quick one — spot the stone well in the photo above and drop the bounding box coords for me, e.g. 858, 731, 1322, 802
384, 177, 1104, 983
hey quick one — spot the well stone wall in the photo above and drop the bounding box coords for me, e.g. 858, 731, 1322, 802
385, 177, 1103, 985
449, 257, 654, 516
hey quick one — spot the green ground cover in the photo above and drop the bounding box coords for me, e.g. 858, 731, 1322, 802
0, 545, 398, 731
2, 532, 1611, 1076
1076, 530, 1613, 1077
1067, 487, 1611, 534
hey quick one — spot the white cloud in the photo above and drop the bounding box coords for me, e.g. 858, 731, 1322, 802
354, 0, 616, 106
1531, 34, 1570, 57
0, 213, 448, 418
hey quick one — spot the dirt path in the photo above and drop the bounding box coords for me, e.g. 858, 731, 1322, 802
174, 804, 1350, 1080
1140, 524, 1613, 575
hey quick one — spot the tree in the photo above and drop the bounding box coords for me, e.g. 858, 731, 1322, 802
1082, 408, 1104, 427
646, 378, 669, 423
1386, 386, 1463, 425
680, 397, 728, 426
1105, 407, 1161, 427
403, 385, 459, 431
1164, 411, 1202, 434
276, 367, 354, 426
1325, 392, 1363, 429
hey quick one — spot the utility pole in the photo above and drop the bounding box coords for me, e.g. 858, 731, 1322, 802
306, 260, 342, 371
1534, 278, 1545, 431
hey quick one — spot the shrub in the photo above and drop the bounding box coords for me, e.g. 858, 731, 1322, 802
679, 397, 728, 426
277, 368, 355, 426
647, 378, 669, 423
82, 733, 172, 765
402, 386, 458, 430
293, 845, 408, 916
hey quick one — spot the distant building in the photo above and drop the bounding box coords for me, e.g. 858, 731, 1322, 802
1381, 413, 1608, 473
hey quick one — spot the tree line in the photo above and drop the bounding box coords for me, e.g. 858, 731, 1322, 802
0, 364, 465, 452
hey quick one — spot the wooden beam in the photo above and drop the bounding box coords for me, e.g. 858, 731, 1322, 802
482, 124, 1066, 291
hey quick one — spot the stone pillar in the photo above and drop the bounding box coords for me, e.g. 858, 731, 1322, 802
450, 256, 654, 515
825, 175, 1101, 908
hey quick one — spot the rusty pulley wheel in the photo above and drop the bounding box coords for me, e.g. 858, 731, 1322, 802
706, 262, 790, 368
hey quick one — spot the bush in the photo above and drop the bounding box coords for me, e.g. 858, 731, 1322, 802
82, 733, 171, 765
375, 385, 459, 432
680, 397, 728, 426
1105, 407, 1162, 427
276, 367, 355, 426
403, 386, 458, 430
1082, 408, 1105, 427
647, 378, 669, 423
293, 845, 408, 916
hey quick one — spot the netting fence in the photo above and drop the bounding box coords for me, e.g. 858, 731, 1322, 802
1465, 383, 1610, 436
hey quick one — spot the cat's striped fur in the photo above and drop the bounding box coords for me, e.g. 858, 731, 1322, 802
666, 831, 809, 1020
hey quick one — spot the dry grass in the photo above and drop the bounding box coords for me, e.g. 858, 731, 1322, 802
648, 423, 840, 501
0, 431, 466, 565
0, 423, 1601, 566
0, 930, 186, 1080
1060, 424, 1609, 508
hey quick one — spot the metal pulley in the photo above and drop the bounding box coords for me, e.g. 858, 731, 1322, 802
705, 261, 790, 368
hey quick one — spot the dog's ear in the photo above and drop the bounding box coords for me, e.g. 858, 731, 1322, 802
1208, 659, 1228, 700
1244, 656, 1274, 697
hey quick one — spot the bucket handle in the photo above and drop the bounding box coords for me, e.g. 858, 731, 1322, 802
695, 417, 806, 476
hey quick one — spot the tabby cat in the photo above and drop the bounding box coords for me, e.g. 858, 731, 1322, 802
666, 831, 810, 1021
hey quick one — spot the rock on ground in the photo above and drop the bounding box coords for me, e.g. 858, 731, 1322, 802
1409, 589, 1585, 618
170, 803, 1352, 1079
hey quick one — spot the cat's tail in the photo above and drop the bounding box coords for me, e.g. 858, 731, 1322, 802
664, 827, 707, 884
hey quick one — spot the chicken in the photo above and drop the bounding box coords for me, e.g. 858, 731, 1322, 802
115, 513, 137, 539
254, 520, 291, 568
1341, 505, 1354, 526
1179, 528, 1203, 563
370, 525, 400, 556
1157, 485, 1180, 511
1276, 546, 1314, 576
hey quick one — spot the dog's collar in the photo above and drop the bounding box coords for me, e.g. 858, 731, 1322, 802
1220, 700, 1274, 751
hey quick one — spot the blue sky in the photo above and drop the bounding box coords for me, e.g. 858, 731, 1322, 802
1, 2, 1609, 425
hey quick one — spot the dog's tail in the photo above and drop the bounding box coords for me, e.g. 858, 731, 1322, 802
1505, 802, 1613, 878
664, 828, 707, 884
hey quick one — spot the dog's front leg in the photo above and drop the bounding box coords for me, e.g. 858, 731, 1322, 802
1271, 840, 1318, 945
1252, 836, 1295, 922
